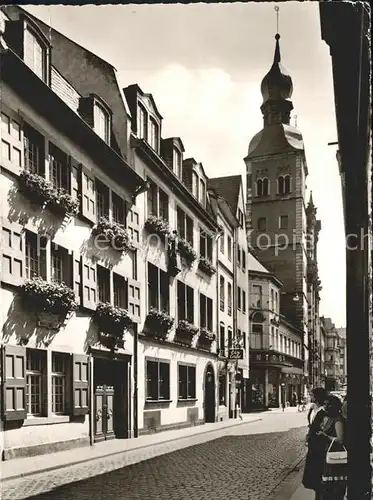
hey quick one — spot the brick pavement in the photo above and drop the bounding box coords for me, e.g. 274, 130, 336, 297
1, 415, 308, 500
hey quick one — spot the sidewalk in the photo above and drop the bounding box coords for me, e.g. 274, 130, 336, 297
289, 485, 314, 500
1, 413, 261, 482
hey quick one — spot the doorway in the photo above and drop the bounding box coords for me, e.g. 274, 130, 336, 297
93, 357, 129, 442
204, 364, 216, 423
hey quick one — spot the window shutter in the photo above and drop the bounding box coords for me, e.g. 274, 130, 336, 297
207, 297, 213, 331
72, 251, 82, 305
126, 204, 140, 248
81, 257, 97, 310
1, 221, 25, 286
71, 354, 89, 416
128, 278, 141, 323
187, 286, 194, 324
0, 107, 24, 176
2, 344, 27, 421
80, 166, 96, 224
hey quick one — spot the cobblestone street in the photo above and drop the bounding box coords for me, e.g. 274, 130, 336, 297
2, 412, 308, 500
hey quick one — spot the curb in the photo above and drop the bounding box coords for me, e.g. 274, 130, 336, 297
2, 417, 262, 483
265, 453, 307, 500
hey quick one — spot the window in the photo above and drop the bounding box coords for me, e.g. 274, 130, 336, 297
24, 27, 47, 82
237, 245, 241, 267
177, 207, 193, 244
49, 144, 69, 191
177, 281, 194, 324
137, 103, 147, 140
97, 265, 110, 303
149, 117, 159, 152
174, 149, 182, 179
26, 349, 45, 416
271, 289, 275, 311
1, 111, 22, 172
252, 285, 263, 308
112, 192, 126, 225
192, 171, 199, 199
238, 209, 244, 227
279, 215, 289, 230
278, 175, 291, 195
200, 293, 213, 331
96, 180, 110, 219
178, 365, 196, 400
220, 276, 225, 312
94, 102, 110, 143
256, 178, 269, 197
146, 360, 170, 400
227, 328, 233, 350
228, 283, 232, 316
129, 250, 138, 280
220, 233, 225, 254
148, 263, 169, 312
24, 124, 44, 175
242, 290, 246, 313
147, 180, 169, 221
25, 231, 46, 279
51, 244, 71, 285
219, 324, 225, 355
258, 217, 267, 232
227, 236, 232, 261
199, 179, 205, 206
242, 250, 246, 272
200, 229, 212, 260
237, 286, 241, 310
51, 353, 68, 414
251, 323, 263, 349
113, 273, 128, 309
219, 374, 226, 405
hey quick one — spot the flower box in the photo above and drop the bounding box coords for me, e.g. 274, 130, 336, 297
91, 217, 135, 253
175, 320, 199, 346
18, 170, 79, 217
93, 302, 133, 338
198, 256, 216, 276
99, 332, 125, 351
198, 328, 216, 350
145, 309, 174, 339
144, 215, 171, 240
21, 277, 77, 316
177, 238, 197, 266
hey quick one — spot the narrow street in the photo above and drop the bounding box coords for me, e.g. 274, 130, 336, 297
2, 411, 308, 500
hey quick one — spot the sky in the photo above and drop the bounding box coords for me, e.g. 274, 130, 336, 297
25, 3, 346, 327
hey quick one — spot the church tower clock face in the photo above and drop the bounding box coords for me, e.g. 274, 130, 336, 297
244, 33, 309, 338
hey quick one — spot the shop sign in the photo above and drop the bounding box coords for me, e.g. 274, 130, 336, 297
228, 348, 244, 360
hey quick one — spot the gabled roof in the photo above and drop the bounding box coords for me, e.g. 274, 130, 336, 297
247, 252, 270, 274
125, 84, 163, 120
207, 175, 242, 215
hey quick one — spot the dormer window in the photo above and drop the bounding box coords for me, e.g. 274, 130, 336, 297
24, 27, 46, 81
199, 179, 206, 206
149, 117, 159, 152
137, 103, 147, 140
174, 148, 182, 179
192, 171, 199, 199
94, 101, 110, 143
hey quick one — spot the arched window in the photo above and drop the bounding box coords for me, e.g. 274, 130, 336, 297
284, 175, 291, 194
278, 175, 291, 195
256, 178, 263, 196
262, 177, 269, 196
220, 276, 225, 311
278, 175, 284, 195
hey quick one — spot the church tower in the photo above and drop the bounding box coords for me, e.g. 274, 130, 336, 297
244, 34, 309, 355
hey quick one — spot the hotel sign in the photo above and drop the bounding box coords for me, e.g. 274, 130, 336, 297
251, 352, 286, 364
228, 348, 244, 360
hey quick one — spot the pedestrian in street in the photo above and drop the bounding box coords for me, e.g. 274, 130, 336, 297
302, 388, 328, 500
317, 395, 347, 500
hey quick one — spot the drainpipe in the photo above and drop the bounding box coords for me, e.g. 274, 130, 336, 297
133, 323, 138, 438
232, 225, 238, 418
215, 228, 223, 421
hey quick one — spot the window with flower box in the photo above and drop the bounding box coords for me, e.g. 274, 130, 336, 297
25, 231, 46, 280
199, 229, 212, 260
146, 360, 170, 401
24, 123, 45, 176
113, 273, 128, 309
51, 353, 68, 415
112, 192, 126, 225
199, 293, 213, 331
97, 265, 110, 303
51, 243, 72, 286
177, 207, 193, 245
96, 179, 109, 220
177, 281, 194, 323
26, 349, 46, 416
148, 263, 169, 313
49, 143, 69, 192
147, 179, 169, 222
178, 364, 196, 400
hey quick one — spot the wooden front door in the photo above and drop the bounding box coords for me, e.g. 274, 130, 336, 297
94, 384, 115, 441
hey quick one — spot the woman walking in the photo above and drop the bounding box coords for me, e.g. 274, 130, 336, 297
302, 388, 328, 500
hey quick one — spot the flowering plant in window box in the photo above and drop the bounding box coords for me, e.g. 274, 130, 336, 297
199, 328, 216, 342
21, 277, 77, 317
145, 308, 174, 339
175, 320, 199, 345
144, 215, 171, 240
91, 217, 135, 253
198, 256, 217, 276
19, 170, 53, 206
93, 302, 133, 340
177, 238, 197, 266
48, 188, 80, 218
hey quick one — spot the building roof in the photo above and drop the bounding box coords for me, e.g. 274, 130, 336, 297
246, 123, 304, 158
207, 175, 242, 215
247, 252, 270, 274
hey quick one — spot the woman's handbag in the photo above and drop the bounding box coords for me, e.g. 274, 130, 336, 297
322, 438, 348, 484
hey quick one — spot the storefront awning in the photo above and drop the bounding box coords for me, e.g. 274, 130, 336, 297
281, 367, 303, 375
